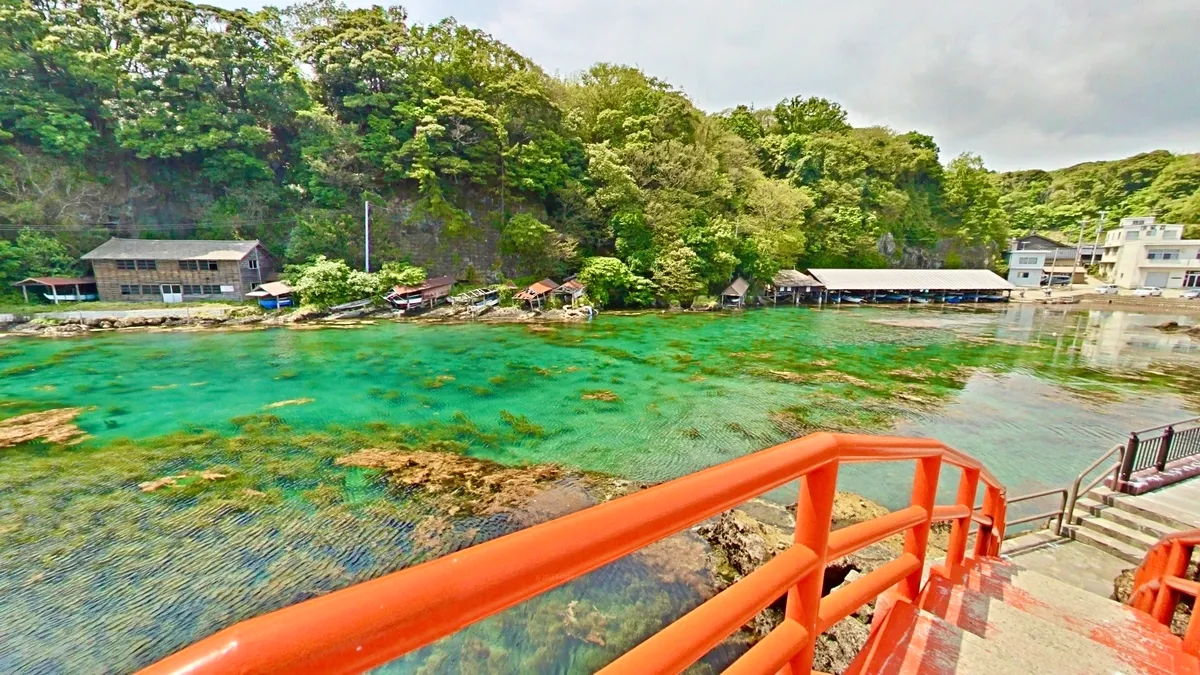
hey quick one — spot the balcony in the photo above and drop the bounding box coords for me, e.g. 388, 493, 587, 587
1143, 257, 1200, 267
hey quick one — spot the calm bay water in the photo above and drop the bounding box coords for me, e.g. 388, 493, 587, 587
1, 305, 1198, 673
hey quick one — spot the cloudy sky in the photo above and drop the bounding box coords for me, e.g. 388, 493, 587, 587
219, 0, 1199, 171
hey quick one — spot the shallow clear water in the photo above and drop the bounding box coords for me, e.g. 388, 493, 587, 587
1, 305, 1198, 672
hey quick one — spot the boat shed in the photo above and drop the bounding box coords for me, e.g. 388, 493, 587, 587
721, 277, 751, 308
12, 276, 98, 304
385, 275, 455, 312
767, 270, 823, 305
246, 281, 294, 310
515, 278, 559, 309
807, 269, 1015, 304
554, 277, 586, 306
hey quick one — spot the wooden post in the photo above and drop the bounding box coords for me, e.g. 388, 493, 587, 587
1118, 433, 1140, 491
785, 461, 838, 675
51, 286, 59, 304
74, 284, 81, 301
21, 285, 28, 303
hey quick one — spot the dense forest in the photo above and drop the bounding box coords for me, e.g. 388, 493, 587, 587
1, 0, 1198, 305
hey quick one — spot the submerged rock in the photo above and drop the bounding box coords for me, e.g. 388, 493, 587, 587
0, 408, 88, 448
334, 449, 567, 515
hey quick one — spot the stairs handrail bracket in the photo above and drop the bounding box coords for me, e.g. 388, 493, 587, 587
1128, 529, 1200, 657
136, 432, 1009, 675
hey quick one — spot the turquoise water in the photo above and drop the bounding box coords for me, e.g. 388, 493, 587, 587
1, 305, 1198, 672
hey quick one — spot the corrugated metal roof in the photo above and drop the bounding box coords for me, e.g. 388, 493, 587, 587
393, 276, 455, 294
722, 277, 750, 297
808, 269, 1015, 291
515, 278, 559, 300
81, 238, 261, 261
12, 276, 96, 287
247, 281, 292, 297
771, 269, 821, 287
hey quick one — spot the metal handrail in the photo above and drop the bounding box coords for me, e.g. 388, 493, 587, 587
1132, 416, 1200, 436
1004, 487, 1067, 532
1004, 443, 1124, 537
137, 433, 1008, 675
1062, 443, 1125, 532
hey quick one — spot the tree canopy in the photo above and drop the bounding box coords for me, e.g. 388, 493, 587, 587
2, 0, 1196, 306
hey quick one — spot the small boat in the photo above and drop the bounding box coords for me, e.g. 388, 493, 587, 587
841, 295, 864, 304
43, 292, 98, 302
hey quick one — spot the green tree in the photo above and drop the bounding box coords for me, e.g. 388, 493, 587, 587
943, 153, 1008, 255
284, 255, 374, 309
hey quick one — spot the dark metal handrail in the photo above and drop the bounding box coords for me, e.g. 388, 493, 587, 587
1118, 417, 1200, 492
1005, 487, 1068, 534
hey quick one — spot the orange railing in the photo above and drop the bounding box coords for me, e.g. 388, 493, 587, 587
139, 433, 1008, 675
1128, 529, 1200, 656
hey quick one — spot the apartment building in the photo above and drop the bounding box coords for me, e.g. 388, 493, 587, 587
1098, 217, 1200, 289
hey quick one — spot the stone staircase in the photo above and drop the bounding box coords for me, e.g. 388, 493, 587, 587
1070, 483, 1200, 564
847, 558, 1199, 674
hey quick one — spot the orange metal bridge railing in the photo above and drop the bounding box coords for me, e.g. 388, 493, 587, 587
138, 432, 1010, 675
1129, 528, 1200, 657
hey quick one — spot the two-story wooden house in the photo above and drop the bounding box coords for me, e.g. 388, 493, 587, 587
81, 238, 274, 302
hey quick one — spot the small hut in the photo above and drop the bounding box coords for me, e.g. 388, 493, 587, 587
11, 277, 98, 304
515, 278, 559, 309
721, 277, 750, 309
245, 281, 294, 309
554, 277, 586, 306
768, 270, 823, 305
385, 276, 455, 312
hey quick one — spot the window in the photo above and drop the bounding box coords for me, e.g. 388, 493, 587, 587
247, 258, 259, 270
179, 260, 219, 271
120, 284, 138, 295
118, 259, 156, 270
183, 285, 201, 295
142, 285, 157, 295
1017, 256, 1040, 265
1164, 230, 1180, 240
1020, 272, 1031, 278
203, 284, 223, 294
1126, 231, 1139, 241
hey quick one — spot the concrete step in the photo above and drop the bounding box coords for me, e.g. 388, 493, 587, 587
846, 597, 1197, 675
1070, 524, 1146, 564
1073, 497, 1176, 540
1087, 486, 1197, 531
842, 600, 1010, 674
923, 570, 1186, 671
1076, 514, 1161, 552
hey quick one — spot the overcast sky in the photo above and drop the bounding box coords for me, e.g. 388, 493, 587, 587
220, 0, 1199, 171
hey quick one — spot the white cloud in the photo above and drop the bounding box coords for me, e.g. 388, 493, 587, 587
221, 0, 1200, 170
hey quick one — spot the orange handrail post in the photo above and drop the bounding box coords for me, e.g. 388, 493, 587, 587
784, 461, 839, 674
973, 485, 1003, 559
899, 456, 941, 602
1128, 530, 1200, 658
946, 468, 980, 569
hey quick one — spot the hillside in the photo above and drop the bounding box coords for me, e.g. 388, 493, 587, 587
997, 151, 1200, 243
1, 0, 1196, 306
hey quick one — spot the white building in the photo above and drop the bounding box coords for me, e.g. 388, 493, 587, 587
1007, 249, 1050, 287
1098, 217, 1200, 289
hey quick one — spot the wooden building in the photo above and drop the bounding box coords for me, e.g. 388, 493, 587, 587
11, 276, 98, 304
384, 276, 455, 312
721, 277, 750, 309
515, 279, 559, 308
81, 238, 273, 303
554, 277, 586, 306
767, 270, 822, 305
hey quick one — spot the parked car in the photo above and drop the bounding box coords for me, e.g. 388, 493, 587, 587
1095, 284, 1119, 295
1183, 288, 1200, 300
1133, 286, 1163, 297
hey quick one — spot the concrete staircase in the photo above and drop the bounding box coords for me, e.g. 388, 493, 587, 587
1070, 485, 1200, 564
846, 558, 1199, 674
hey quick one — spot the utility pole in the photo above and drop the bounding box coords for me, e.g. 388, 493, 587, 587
364, 200, 371, 273
1091, 210, 1107, 272
1074, 217, 1088, 275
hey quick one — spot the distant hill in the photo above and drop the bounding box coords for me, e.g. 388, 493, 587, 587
997, 150, 1200, 243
